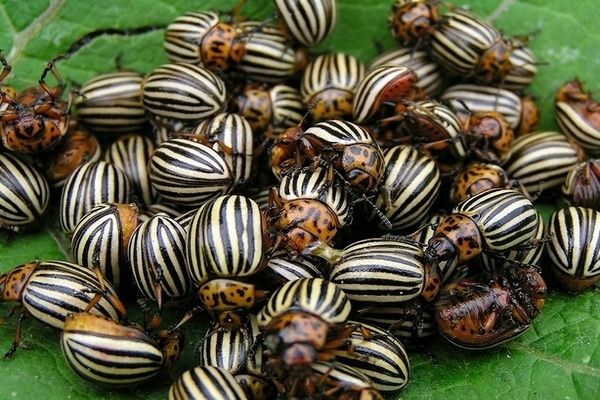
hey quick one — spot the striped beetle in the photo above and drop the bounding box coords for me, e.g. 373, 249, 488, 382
60, 312, 183, 388
388, 0, 441, 46
435, 266, 546, 349
545, 206, 600, 293
183, 112, 254, 186
169, 366, 248, 400
328, 321, 411, 393
555, 78, 600, 156
504, 130, 587, 194
561, 159, 600, 209
0, 55, 71, 153
300, 53, 365, 122
148, 137, 234, 207
74, 71, 147, 135
0, 152, 50, 232
186, 194, 269, 328
273, 0, 338, 47
367, 145, 440, 230
426, 188, 539, 266
142, 63, 227, 126
127, 213, 193, 311
367, 46, 446, 98
59, 160, 131, 235
257, 278, 357, 394
104, 134, 158, 208
164, 10, 245, 71
328, 237, 440, 304
352, 64, 422, 124
308, 361, 385, 400
235, 21, 308, 84
0, 260, 126, 358
70, 203, 140, 291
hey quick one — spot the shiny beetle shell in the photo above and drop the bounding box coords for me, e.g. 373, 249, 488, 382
235, 21, 308, 84
277, 166, 352, 226
40, 128, 101, 188
0, 260, 125, 330
329, 238, 426, 305
555, 78, 600, 156
0, 57, 70, 153
500, 37, 538, 92
257, 278, 351, 328
310, 361, 385, 400
435, 268, 546, 349
59, 160, 131, 234
190, 112, 254, 185
164, 10, 245, 71
427, 188, 539, 264
328, 321, 411, 393
353, 64, 420, 124
104, 134, 158, 208
388, 0, 440, 45
274, 0, 338, 47
148, 138, 233, 207
368, 46, 446, 98
128, 214, 193, 306
74, 71, 147, 135
186, 194, 267, 285
169, 366, 248, 400
0, 152, 50, 231
370, 145, 440, 230
504, 131, 586, 194
441, 83, 522, 129
61, 313, 183, 388
546, 206, 600, 293
300, 53, 365, 122
142, 63, 227, 124
450, 162, 518, 204
561, 159, 600, 209
71, 203, 140, 290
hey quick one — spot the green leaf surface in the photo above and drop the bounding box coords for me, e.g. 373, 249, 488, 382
0, 0, 599, 399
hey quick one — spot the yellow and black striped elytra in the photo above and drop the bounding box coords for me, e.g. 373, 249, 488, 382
164, 10, 245, 71
441, 83, 523, 130
189, 112, 254, 186
0, 152, 50, 232
70, 203, 140, 291
127, 214, 193, 308
545, 206, 600, 293
309, 361, 385, 400
104, 134, 158, 209
352, 64, 420, 124
142, 63, 227, 125
273, 0, 338, 47
260, 250, 326, 289
148, 138, 234, 207
555, 79, 600, 156
60, 312, 183, 388
168, 366, 248, 400
327, 321, 411, 394
300, 52, 365, 122
500, 37, 538, 92
369, 145, 440, 230
74, 71, 147, 135
561, 159, 600, 209
235, 21, 308, 84
186, 194, 267, 286
59, 160, 131, 235
435, 267, 546, 350
329, 238, 427, 305
368, 46, 446, 98
504, 131, 586, 194
0, 259, 126, 358
427, 188, 539, 265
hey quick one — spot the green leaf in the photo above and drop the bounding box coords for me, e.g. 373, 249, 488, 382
1, 1, 599, 399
